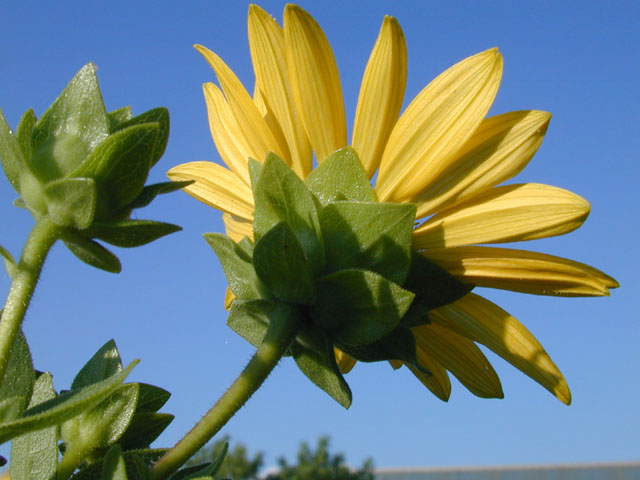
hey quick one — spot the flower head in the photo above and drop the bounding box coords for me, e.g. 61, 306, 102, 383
169, 4, 617, 406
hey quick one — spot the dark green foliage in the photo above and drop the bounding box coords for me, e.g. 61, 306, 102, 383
186, 435, 263, 480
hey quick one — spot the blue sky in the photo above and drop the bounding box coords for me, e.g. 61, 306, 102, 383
1, 0, 638, 471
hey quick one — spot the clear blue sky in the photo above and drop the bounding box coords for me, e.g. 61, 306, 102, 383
1, 0, 638, 471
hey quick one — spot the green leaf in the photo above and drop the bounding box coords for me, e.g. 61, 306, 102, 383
0, 360, 138, 444
102, 444, 128, 480
0, 107, 28, 191
204, 233, 264, 301
227, 299, 298, 351
248, 158, 263, 192
305, 147, 376, 205
320, 201, 416, 285
253, 222, 316, 305
179, 442, 228, 480
311, 269, 414, 346
89, 220, 182, 247
252, 153, 324, 274
60, 383, 138, 452
63, 235, 122, 273
113, 108, 169, 167
69, 449, 167, 480
135, 383, 170, 413
72, 339, 123, 390
72, 123, 159, 210
44, 177, 97, 229
10, 373, 58, 480
337, 326, 422, 369
404, 252, 473, 311
0, 245, 16, 279
292, 326, 352, 409
31, 63, 109, 178
0, 396, 26, 423
0, 330, 35, 410
126, 180, 193, 210
118, 412, 174, 450
107, 107, 133, 132
16, 108, 37, 161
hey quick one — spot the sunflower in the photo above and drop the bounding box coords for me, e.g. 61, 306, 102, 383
169, 4, 617, 405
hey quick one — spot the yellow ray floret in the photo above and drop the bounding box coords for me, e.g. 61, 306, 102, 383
413, 183, 590, 249
284, 4, 346, 162
431, 293, 571, 404
425, 247, 617, 296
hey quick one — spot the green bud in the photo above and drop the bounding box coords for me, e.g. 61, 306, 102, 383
0, 63, 186, 272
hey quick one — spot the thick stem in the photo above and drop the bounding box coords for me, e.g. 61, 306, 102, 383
150, 313, 299, 479
0, 216, 60, 382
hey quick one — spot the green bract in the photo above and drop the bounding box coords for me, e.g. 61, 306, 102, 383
0, 63, 188, 272
206, 148, 473, 408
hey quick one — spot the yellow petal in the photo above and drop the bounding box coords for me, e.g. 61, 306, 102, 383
249, 5, 313, 177
195, 44, 290, 164
407, 356, 451, 402
413, 183, 590, 249
203, 83, 253, 185
168, 162, 254, 219
413, 323, 504, 399
222, 212, 255, 242
425, 246, 617, 296
284, 4, 347, 162
224, 288, 235, 309
334, 348, 357, 374
431, 293, 571, 404
351, 16, 407, 178
376, 48, 503, 202
414, 110, 551, 218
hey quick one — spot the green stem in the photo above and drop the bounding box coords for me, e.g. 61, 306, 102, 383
56, 440, 91, 480
0, 216, 60, 382
150, 313, 299, 479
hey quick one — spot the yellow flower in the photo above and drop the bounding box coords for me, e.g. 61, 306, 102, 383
169, 4, 617, 404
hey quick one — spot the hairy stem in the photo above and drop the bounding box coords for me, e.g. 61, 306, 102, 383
150, 313, 299, 479
0, 216, 60, 382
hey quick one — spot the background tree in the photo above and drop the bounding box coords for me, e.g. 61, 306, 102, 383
186, 435, 373, 480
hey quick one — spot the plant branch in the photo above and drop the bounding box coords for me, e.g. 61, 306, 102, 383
0, 216, 60, 382
150, 312, 299, 479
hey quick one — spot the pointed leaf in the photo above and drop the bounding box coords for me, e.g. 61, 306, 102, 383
0, 107, 28, 191
253, 153, 324, 274
63, 235, 122, 273
304, 147, 376, 205
180, 442, 228, 479
72, 123, 159, 209
0, 245, 16, 279
404, 252, 473, 310
72, 339, 123, 390
0, 360, 138, 444
0, 396, 26, 423
61, 383, 139, 451
44, 177, 96, 229
320, 201, 415, 284
292, 326, 352, 408
69, 449, 167, 480
107, 106, 133, 132
10, 373, 58, 480
204, 233, 264, 300
16, 108, 37, 161
312, 269, 413, 346
118, 412, 174, 450
337, 326, 420, 369
89, 220, 181, 247
0, 330, 35, 409
227, 299, 298, 350
135, 383, 171, 413
112, 108, 169, 167
253, 222, 316, 305
31, 63, 109, 177
102, 444, 128, 480
127, 180, 193, 210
